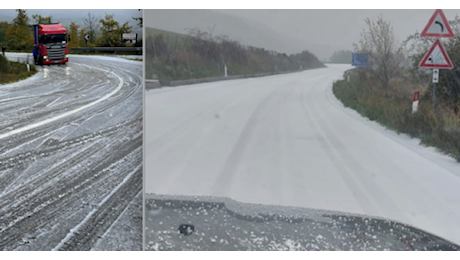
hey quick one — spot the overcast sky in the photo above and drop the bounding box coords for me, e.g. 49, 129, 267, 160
145, 9, 460, 60
218, 10, 460, 51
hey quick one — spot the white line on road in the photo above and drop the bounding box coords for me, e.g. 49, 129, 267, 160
0, 65, 124, 141
0, 96, 32, 104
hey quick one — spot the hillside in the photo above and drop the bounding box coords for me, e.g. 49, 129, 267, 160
145, 27, 325, 81
143, 9, 336, 59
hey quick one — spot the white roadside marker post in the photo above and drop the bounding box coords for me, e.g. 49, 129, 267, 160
412, 92, 420, 114
26, 54, 30, 72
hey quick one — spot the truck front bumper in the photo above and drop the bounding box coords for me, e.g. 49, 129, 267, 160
42, 57, 69, 65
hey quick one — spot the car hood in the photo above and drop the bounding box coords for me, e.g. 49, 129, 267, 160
145, 194, 459, 251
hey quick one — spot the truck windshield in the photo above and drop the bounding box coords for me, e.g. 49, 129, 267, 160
41, 34, 67, 44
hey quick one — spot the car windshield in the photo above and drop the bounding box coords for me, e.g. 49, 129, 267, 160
42, 34, 66, 44
144, 9, 460, 250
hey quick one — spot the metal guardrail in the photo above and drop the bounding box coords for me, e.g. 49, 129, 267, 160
145, 69, 312, 90
70, 47, 142, 54
145, 79, 162, 90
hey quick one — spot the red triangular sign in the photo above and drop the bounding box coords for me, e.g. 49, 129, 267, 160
419, 39, 453, 69
421, 9, 454, 37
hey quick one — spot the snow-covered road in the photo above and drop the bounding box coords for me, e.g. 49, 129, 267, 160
145, 64, 460, 245
0, 53, 142, 250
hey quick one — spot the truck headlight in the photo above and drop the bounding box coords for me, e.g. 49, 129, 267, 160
64, 54, 68, 58
43, 56, 48, 59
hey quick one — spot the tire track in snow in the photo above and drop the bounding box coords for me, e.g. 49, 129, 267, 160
0, 55, 143, 251
0, 64, 124, 141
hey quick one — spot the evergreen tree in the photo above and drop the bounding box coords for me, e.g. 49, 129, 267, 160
6, 9, 33, 50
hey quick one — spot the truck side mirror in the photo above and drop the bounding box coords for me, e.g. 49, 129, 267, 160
68, 35, 71, 42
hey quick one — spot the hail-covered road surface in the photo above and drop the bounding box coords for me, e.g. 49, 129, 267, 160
145, 64, 460, 246
0, 53, 142, 251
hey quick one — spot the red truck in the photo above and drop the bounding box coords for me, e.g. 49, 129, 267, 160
33, 23, 69, 65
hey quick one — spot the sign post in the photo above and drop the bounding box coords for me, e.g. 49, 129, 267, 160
432, 69, 439, 105
419, 9, 454, 107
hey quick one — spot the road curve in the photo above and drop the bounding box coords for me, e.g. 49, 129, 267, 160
0, 53, 143, 251
145, 64, 460, 245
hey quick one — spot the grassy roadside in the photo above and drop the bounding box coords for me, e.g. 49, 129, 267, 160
333, 71, 460, 161
0, 55, 37, 85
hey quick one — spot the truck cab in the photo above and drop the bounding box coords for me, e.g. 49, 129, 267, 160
33, 23, 69, 65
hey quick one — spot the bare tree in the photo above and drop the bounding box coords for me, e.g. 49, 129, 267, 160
354, 15, 404, 88
82, 12, 100, 44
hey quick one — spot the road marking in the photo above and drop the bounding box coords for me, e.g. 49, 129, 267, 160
0, 96, 33, 104
0, 64, 124, 141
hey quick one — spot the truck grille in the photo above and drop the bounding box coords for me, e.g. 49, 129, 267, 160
47, 47, 65, 60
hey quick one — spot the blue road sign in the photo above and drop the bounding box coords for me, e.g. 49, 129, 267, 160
352, 53, 368, 66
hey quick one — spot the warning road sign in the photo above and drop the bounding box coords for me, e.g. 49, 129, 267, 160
421, 9, 454, 38
419, 39, 453, 69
